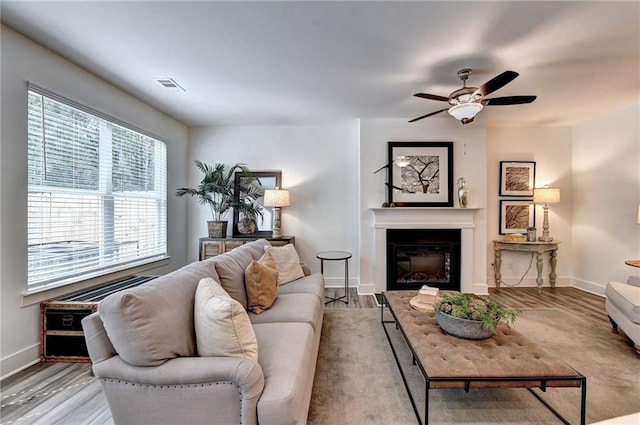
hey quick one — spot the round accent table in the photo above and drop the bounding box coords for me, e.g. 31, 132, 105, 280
316, 250, 352, 305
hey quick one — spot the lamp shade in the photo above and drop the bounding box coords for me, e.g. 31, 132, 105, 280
448, 103, 483, 120
263, 189, 290, 207
637, 204, 640, 224
533, 187, 560, 204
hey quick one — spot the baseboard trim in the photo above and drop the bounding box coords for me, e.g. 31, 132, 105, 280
569, 278, 607, 297
1, 343, 40, 381
356, 283, 375, 295
323, 277, 359, 289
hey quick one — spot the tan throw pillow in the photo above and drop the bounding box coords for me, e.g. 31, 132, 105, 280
194, 278, 258, 360
245, 257, 279, 314
264, 244, 305, 285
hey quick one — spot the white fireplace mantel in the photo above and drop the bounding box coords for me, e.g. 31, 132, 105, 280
371, 207, 482, 294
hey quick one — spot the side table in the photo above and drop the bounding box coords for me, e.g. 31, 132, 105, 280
493, 240, 560, 294
317, 251, 352, 304
624, 260, 640, 268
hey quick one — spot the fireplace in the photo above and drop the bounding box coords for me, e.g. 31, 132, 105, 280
387, 229, 461, 291
370, 207, 486, 294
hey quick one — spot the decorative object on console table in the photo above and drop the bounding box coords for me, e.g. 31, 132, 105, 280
499, 161, 536, 197
199, 236, 295, 260
499, 200, 535, 234
387, 141, 454, 207
263, 188, 290, 238
176, 161, 262, 238
533, 187, 560, 242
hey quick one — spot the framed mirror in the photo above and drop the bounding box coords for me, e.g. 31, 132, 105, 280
232, 170, 282, 237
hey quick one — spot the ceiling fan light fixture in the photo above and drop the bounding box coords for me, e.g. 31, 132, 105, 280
394, 156, 410, 167
448, 102, 483, 121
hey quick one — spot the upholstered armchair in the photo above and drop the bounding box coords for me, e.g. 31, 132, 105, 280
605, 276, 640, 355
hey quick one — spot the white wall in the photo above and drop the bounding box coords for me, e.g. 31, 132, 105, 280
358, 118, 488, 294
0, 26, 189, 378
572, 103, 640, 293
188, 122, 360, 287
486, 126, 573, 287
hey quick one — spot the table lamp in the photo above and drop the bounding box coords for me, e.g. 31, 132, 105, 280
533, 187, 560, 242
263, 189, 290, 238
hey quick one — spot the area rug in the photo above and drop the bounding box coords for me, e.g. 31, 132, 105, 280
307, 308, 640, 425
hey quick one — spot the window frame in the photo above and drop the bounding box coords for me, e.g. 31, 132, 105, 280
26, 84, 169, 294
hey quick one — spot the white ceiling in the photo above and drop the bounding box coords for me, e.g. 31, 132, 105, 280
2, 1, 639, 127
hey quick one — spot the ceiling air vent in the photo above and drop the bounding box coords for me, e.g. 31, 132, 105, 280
154, 78, 185, 92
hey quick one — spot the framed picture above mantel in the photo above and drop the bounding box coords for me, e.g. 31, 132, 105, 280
387, 141, 453, 207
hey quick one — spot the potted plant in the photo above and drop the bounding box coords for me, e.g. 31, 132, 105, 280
176, 161, 263, 238
433, 293, 520, 340
234, 182, 265, 235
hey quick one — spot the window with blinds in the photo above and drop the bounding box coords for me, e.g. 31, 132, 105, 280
27, 88, 167, 291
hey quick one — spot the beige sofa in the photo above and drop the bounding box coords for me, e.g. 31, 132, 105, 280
82, 239, 325, 425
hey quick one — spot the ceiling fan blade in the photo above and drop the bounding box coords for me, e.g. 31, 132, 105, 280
482, 95, 537, 106
408, 108, 448, 123
413, 93, 450, 102
472, 70, 519, 98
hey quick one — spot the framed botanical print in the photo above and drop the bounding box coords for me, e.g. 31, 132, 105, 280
499, 200, 535, 234
499, 161, 536, 197
387, 141, 453, 207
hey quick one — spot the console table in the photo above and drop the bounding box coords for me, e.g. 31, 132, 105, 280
493, 240, 560, 293
199, 236, 295, 260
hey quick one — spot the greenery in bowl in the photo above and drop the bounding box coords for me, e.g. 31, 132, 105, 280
434, 293, 521, 333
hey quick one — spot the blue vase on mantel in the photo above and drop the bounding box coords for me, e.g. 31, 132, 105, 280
457, 177, 469, 208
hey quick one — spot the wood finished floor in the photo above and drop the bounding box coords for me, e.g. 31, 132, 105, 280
0, 287, 613, 425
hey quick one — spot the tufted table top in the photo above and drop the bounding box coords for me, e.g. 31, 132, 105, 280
384, 291, 583, 389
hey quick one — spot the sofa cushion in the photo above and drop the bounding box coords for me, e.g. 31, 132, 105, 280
98, 260, 219, 366
278, 273, 325, 301
213, 244, 255, 309
253, 322, 316, 425
265, 244, 305, 284
244, 238, 272, 260
194, 278, 258, 359
607, 281, 640, 324
249, 293, 323, 335
245, 257, 279, 314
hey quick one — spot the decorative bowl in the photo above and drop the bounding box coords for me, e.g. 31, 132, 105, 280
435, 310, 495, 340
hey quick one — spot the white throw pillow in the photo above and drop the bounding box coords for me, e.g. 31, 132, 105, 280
194, 278, 258, 360
264, 244, 305, 285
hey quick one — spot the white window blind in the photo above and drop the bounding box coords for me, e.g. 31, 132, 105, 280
27, 87, 167, 291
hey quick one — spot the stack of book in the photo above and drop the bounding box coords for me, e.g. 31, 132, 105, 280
409, 285, 440, 312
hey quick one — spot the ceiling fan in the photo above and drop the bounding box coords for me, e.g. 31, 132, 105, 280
409, 69, 536, 124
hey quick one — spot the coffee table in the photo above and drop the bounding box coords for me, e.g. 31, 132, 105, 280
381, 291, 586, 425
